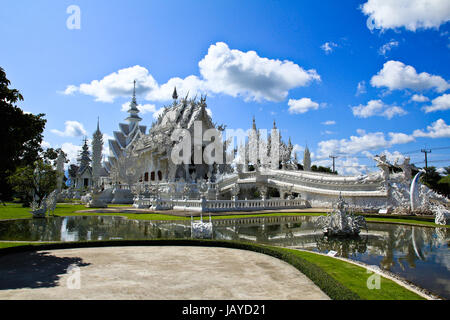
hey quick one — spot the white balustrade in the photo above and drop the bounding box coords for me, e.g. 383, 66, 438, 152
133, 196, 308, 212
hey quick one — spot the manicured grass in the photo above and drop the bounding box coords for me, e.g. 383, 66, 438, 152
0, 242, 31, 249
0, 203, 34, 220
0, 242, 54, 249
56, 211, 325, 221
0, 239, 425, 300
1, 202, 447, 228
277, 247, 424, 300
365, 217, 449, 228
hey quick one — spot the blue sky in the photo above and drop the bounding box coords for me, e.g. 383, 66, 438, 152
1, 0, 449, 174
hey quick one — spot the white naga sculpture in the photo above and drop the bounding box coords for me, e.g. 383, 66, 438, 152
30, 198, 47, 218
315, 194, 368, 237
373, 154, 390, 188
434, 206, 450, 225
394, 157, 414, 183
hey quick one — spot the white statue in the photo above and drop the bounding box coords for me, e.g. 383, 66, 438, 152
191, 213, 213, 239
55, 150, 66, 193
30, 199, 47, 218
373, 154, 390, 186
434, 206, 450, 226
46, 190, 58, 216
394, 157, 414, 183
315, 194, 367, 237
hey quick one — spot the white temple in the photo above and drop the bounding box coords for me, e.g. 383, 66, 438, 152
64, 82, 449, 216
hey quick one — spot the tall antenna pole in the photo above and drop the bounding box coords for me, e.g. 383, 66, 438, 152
329, 155, 338, 173
421, 149, 431, 169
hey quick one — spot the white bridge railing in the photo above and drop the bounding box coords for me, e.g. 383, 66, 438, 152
134, 197, 308, 212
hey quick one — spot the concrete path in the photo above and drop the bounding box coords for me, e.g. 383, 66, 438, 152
0, 246, 329, 300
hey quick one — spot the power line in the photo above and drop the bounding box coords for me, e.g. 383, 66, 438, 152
415, 159, 450, 164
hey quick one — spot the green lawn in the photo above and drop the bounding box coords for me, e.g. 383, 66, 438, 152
365, 217, 448, 228
278, 247, 424, 300
0, 202, 447, 228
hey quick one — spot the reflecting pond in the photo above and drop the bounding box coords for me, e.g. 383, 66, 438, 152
0, 215, 448, 299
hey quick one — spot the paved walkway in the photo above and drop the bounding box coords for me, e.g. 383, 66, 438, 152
0, 246, 329, 300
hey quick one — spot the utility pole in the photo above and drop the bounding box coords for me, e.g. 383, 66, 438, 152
329, 155, 338, 173
421, 149, 431, 169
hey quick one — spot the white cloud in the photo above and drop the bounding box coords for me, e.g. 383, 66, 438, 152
378, 40, 399, 56
41, 141, 51, 149
63, 65, 159, 103
422, 93, 450, 112
102, 133, 113, 158
60, 85, 78, 95
321, 42, 338, 54
317, 131, 389, 157
64, 43, 321, 104
313, 157, 370, 176
413, 118, 450, 138
292, 144, 304, 156
61, 142, 81, 164
146, 75, 208, 101
411, 94, 429, 102
317, 119, 450, 160
361, 0, 450, 31
356, 81, 367, 96
380, 150, 407, 163
198, 42, 320, 102
352, 99, 407, 119
382, 106, 408, 119
437, 167, 447, 175
51, 121, 87, 137
322, 120, 336, 125
288, 98, 320, 114
121, 102, 157, 114
371, 60, 450, 92
317, 127, 418, 158
152, 108, 166, 120
388, 132, 415, 144
371, 61, 450, 93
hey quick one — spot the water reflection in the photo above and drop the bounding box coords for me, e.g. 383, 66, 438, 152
0, 215, 448, 298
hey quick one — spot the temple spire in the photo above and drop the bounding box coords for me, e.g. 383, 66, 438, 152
78, 136, 91, 170
92, 119, 103, 187
303, 143, 311, 171
132, 80, 137, 103
172, 86, 178, 101
125, 79, 142, 125
96, 116, 100, 132
252, 116, 256, 130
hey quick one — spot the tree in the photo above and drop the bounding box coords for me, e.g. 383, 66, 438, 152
311, 165, 337, 175
8, 160, 59, 207
421, 166, 449, 198
0, 67, 46, 201
437, 175, 450, 198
